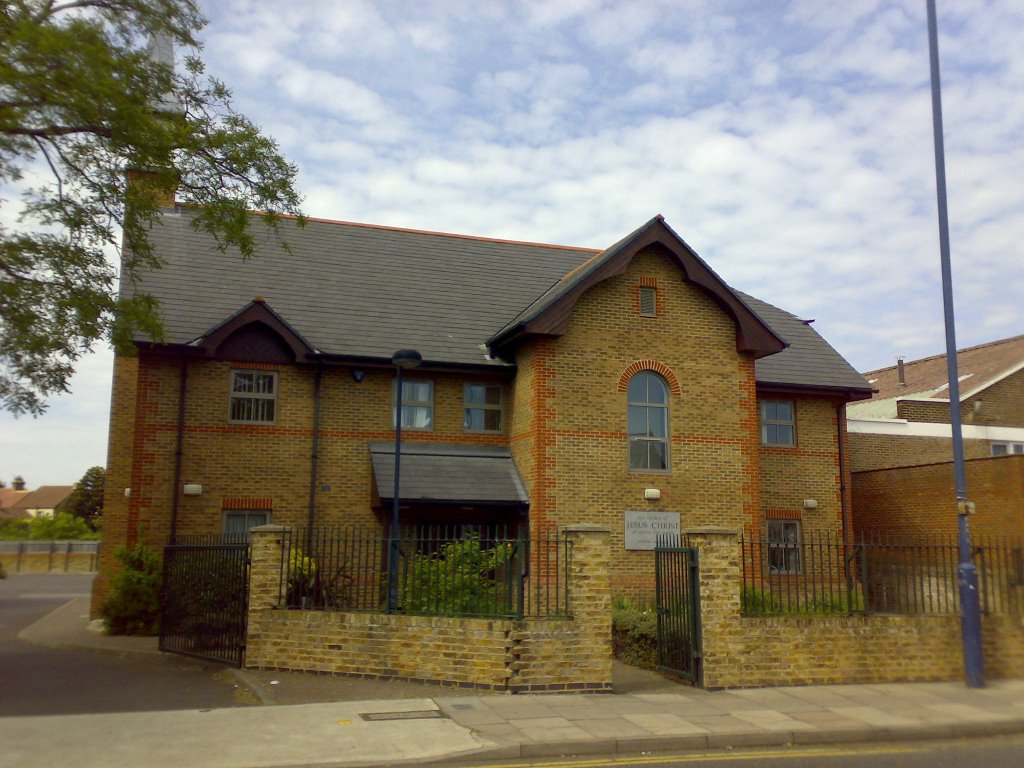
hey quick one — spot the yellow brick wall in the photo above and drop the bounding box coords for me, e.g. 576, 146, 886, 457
690, 528, 1024, 688
244, 524, 613, 692
847, 432, 992, 473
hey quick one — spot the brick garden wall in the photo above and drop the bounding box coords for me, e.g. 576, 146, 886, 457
690, 528, 1024, 689
244, 524, 613, 693
853, 454, 1024, 539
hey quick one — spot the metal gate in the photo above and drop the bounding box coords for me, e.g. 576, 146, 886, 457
159, 542, 250, 667
654, 542, 701, 684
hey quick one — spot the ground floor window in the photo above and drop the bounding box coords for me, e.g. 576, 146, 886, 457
767, 519, 801, 574
223, 510, 270, 541
991, 442, 1024, 456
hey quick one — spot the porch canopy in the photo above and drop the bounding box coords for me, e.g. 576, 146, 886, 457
368, 442, 529, 511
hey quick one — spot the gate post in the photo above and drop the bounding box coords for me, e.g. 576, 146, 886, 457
685, 527, 741, 690
563, 525, 613, 690
246, 525, 288, 669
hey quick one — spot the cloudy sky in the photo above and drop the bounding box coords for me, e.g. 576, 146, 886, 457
2, 0, 1022, 488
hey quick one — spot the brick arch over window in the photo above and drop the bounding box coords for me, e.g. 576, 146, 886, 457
617, 361, 682, 396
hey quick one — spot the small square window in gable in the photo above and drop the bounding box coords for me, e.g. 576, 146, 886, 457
638, 285, 658, 318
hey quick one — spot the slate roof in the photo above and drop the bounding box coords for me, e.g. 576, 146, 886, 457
847, 335, 1024, 420
12, 485, 73, 511
130, 208, 869, 396
739, 293, 873, 396
368, 443, 529, 506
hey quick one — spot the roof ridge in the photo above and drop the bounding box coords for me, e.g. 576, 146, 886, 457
863, 333, 1024, 376
275, 211, 602, 254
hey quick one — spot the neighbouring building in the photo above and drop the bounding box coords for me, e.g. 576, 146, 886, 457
847, 336, 1024, 539
92, 208, 872, 613
11, 485, 73, 520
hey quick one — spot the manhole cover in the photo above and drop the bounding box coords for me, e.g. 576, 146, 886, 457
359, 710, 445, 721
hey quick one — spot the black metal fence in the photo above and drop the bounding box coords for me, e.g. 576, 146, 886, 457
159, 541, 250, 667
740, 532, 1024, 617
275, 525, 572, 619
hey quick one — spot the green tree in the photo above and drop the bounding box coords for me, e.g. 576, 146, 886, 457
63, 465, 105, 530
1, 1, 303, 415
28, 510, 99, 539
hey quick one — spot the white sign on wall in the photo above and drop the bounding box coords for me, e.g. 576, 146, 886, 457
624, 511, 681, 550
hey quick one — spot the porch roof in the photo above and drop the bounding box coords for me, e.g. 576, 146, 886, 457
368, 442, 529, 507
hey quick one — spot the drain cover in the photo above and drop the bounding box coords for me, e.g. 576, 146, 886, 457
359, 710, 445, 721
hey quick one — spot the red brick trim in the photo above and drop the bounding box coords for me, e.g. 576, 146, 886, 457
617, 360, 682, 396
638, 276, 658, 288
764, 508, 802, 520
222, 496, 273, 510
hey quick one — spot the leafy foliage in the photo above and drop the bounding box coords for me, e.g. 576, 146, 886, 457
1, 1, 303, 414
740, 584, 862, 616
102, 541, 163, 635
611, 595, 658, 669
0, 511, 99, 540
63, 465, 105, 530
28, 510, 100, 539
399, 535, 516, 617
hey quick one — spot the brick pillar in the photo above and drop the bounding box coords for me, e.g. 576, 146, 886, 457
565, 524, 613, 690
685, 526, 741, 689
246, 524, 288, 668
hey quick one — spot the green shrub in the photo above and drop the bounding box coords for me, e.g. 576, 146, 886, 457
102, 542, 162, 635
28, 511, 100, 540
741, 584, 862, 616
400, 535, 515, 616
0, 518, 30, 540
611, 595, 658, 669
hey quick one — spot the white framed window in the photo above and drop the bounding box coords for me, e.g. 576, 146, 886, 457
223, 510, 270, 541
760, 400, 795, 446
767, 519, 801, 574
639, 286, 657, 317
229, 370, 277, 423
464, 383, 503, 432
628, 371, 669, 472
394, 379, 433, 430
991, 442, 1024, 456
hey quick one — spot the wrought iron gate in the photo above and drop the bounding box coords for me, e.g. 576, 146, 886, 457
654, 542, 701, 683
159, 542, 250, 667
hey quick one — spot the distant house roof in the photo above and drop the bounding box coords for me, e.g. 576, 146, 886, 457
129, 208, 869, 398
12, 485, 74, 512
0, 488, 31, 518
848, 335, 1024, 420
369, 443, 529, 507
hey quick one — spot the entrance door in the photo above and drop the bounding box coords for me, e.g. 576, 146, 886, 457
654, 542, 701, 684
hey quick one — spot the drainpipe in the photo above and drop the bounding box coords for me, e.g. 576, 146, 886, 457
836, 402, 849, 545
306, 361, 324, 541
169, 354, 188, 545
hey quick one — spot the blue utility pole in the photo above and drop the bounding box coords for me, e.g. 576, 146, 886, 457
925, 0, 984, 688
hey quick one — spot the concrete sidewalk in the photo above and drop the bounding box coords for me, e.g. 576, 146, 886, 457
8, 595, 1024, 768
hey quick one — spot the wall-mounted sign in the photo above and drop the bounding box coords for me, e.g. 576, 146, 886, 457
624, 510, 681, 550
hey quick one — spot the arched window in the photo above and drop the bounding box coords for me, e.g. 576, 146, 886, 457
627, 371, 669, 471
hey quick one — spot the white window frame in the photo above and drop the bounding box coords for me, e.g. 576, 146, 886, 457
767, 519, 802, 575
222, 510, 271, 541
463, 383, 503, 433
229, 370, 277, 424
628, 371, 670, 472
393, 378, 434, 430
991, 442, 1024, 456
760, 399, 796, 446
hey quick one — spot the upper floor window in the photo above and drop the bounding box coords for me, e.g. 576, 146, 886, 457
639, 286, 657, 317
767, 519, 801, 574
992, 442, 1024, 456
229, 370, 277, 423
395, 379, 433, 429
760, 400, 795, 446
628, 371, 669, 471
464, 384, 503, 432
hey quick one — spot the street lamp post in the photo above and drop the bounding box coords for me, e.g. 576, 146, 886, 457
925, 0, 983, 687
388, 348, 422, 612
